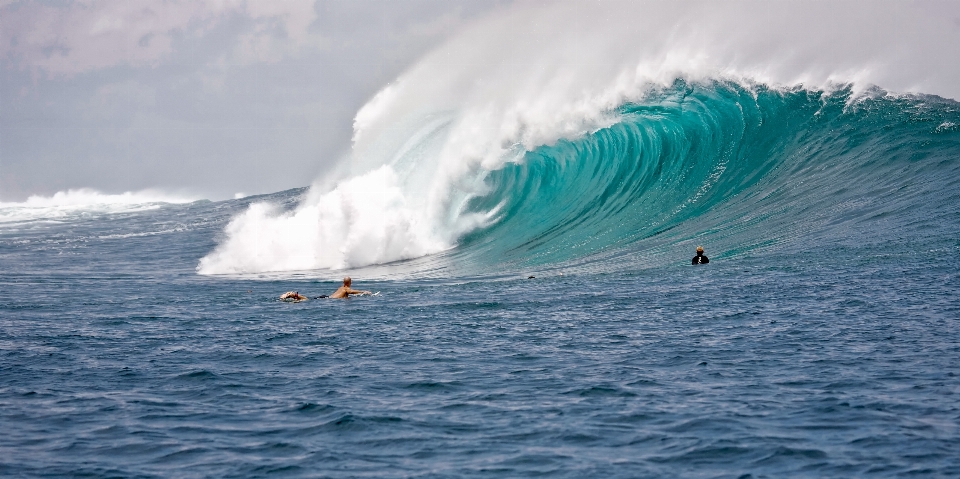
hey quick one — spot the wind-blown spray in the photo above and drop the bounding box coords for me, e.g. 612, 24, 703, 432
198, 0, 960, 275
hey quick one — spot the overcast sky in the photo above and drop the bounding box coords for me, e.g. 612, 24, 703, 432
0, 0, 513, 201
2, 0, 960, 202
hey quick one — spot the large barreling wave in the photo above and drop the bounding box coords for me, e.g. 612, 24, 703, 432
197, 1, 960, 278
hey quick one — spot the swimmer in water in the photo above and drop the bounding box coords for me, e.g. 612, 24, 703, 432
329, 277, 373, 299
280, 291, 308, 301
691, 246, 709, 265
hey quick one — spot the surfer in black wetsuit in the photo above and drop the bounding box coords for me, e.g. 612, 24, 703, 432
692, 246, 709, 265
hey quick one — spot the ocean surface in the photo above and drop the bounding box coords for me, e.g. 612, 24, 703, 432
3, 81, 960, 477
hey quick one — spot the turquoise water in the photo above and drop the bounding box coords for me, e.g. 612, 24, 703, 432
458, 81, 960, 274
2, 81, 960, 477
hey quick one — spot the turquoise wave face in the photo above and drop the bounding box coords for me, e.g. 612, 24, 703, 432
451, 80, 960, 273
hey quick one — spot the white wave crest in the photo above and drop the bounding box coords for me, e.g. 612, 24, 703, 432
198, 0, 960, 275
0, 188, 197, 224
197, 165, 495, 274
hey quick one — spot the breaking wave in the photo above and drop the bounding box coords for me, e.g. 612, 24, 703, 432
0, 189, 198, 225
197, 1, 960, 276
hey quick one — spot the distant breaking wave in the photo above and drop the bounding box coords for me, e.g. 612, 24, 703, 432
0, 189, 198, 225
197, 1, 960, 276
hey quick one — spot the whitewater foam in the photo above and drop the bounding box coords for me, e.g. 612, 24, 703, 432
198, 166, 467, 274
199, 0, 960, 275
0, 189, 198, 225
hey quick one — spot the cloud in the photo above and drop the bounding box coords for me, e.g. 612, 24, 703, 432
0, 0, 321, 76
235, 0, 319, 63
0, 0, 512, 202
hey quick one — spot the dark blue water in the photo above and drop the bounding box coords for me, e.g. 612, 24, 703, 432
3, 83, 960, 477
2, 198, 960, 477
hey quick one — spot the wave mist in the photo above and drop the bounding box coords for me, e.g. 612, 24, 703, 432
198, 0, 960, 276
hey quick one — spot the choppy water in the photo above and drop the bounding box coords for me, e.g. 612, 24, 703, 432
4, 80, 960, 477
2, 194, 960, 477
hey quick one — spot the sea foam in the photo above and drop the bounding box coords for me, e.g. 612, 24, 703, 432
0, 189, 197, 225
198, 0, 960, 275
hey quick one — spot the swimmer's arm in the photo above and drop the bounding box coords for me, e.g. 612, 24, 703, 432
347, 288, 373, 295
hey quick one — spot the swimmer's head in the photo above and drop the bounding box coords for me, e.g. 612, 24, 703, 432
343, 276, 352, 286
696, 246, 704, 253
